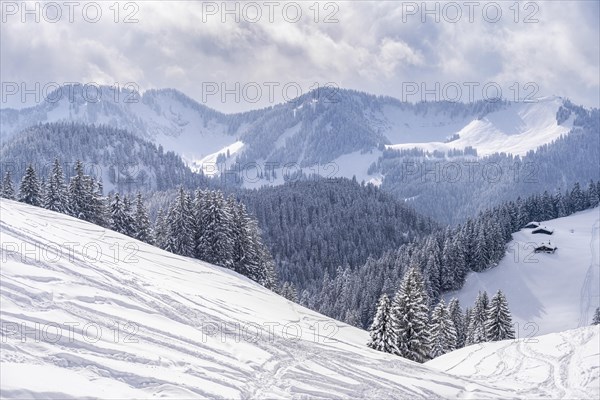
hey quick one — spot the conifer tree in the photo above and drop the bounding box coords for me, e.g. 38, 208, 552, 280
464, 307, 473, 344
154, 207, 169, 249
448, 298, 466, 348
196, 190, 233, 267
279, 282, 298, 302
18, 164, 41, 206
428, 299, 458, 358
592, 307, 600, 325
367, 293, 398, 354
166, 187, 195, 257
192, 189, 207, 258
1, 171, 15, 200
485, 290, 515, 341
88, 178, 108, 227
467, 291, 490, 344
68, 160, 94, 221
43, 159, 68, 213
110, 193, 134, 236
390, 267, 431, 362
133, 192, 153, 244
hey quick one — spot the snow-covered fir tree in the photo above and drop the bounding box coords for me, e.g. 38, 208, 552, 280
428, 299, 458, 358
593, 307, 600, 325
110, 193, 135, 236
466, 291, 490, 345
390, 267, 430, 362
192, 189, 207, 259
133, 192, 153, 244
88, 178, 107, 227
43, 159, 68, 213
1, 171, 15, 200
153, 207, 169, 249
279, 282, 298, 302
68, 160, 95, 222
196, 190, 233, 267
367, 293, 398, 354
464, 307, 472, 344
18, 164, 41, 206
165, 187, 195, 257
485, 290, 515, 341
448, 298, 466, 348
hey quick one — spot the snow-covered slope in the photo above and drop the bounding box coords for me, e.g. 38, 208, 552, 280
0, 87, 252, 167
0, 199, 514, 399
445, 208, 600, 336
1, 86, 582, 188
426, 326, 600, 399
386, 97, 573, 157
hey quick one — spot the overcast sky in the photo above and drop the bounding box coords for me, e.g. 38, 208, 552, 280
1, 1, 598, 113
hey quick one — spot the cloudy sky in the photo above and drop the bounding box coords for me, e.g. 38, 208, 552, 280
1, 0, 598, 112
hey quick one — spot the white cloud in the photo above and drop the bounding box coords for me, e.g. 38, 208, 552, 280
1, 1, 597, 112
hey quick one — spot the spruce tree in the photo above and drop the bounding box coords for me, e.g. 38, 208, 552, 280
192, 189, 207, 258
133, 192, 153, 244
110, 193, 135, 236
88, 178, 108, 227
165, 187, 195, 257
1, 171, 15, 200
390, 267, 431, 362
448, 298, 466, 348
279, 282, 298, 302
485, 290, 515, 341
196, 190, 234, 267
367, 293, 398, 354
68, 160, 93, 221
467, 291, 490, 344
464, 307, 473, 344
43, 159, 68, 213
18, 164, 41, 206
154, 207, 169, 249
428, 300, 458, 358
592, 307, 600, 325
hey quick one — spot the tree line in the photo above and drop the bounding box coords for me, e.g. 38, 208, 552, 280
305, 179, 600, 329
367, 266, 515, 362
0, 159, 275, 289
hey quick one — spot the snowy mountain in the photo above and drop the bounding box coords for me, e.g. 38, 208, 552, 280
0, 87, 259, 168
385, 96, 574, 157
0, 198, 515, 399
0, 85, 583, 186
445, 208, 600, 336
427, 325, 600, 399
0, 122, 210, 193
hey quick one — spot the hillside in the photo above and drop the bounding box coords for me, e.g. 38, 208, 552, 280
444, 208, 600, 336
427, 326, 599, 399
0, 122, 210, 193
0, 198, 512, 399
386, 96, 573, 157
0, 86, 582, 186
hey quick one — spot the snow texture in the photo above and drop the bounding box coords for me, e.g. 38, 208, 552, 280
1, 198, 517, 399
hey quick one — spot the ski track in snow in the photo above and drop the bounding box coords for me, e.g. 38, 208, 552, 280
578, 220, 600, 328
427, 326, 599, 399
1, 199, 520, 399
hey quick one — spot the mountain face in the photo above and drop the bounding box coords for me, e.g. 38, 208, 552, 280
0, 122, 210, 193
3, 85, 596, 226
0, 198, 514, 399
0, 85, 579, 185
